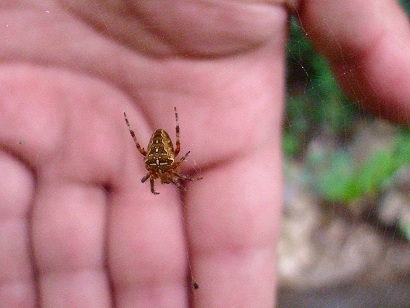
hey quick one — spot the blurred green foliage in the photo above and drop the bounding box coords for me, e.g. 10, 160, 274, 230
310, 131, 410, 204
399, 217, 410, 242
400, 0, 410, 14
285, 19, 363, 157
285, 4, 410, 240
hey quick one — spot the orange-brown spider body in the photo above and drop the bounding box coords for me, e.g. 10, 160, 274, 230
124, 107, 202, 195
145, 129, 176, 173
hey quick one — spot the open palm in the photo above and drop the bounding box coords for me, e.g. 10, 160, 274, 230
1, 1, 409, 307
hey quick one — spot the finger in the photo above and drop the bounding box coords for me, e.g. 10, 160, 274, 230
299, 0, 410, 123
108, 183, 189, 306
0, 65, 128, 306
108, 116, 190, 306
0, 66, 59, 306
32, 181, 111, 307
185, 143, 282, 306
0, 151, 36, 306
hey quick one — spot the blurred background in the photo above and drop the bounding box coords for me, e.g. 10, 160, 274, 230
277, 1, 410, 307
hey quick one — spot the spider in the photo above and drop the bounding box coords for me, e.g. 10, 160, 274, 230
124, 107, 202, 195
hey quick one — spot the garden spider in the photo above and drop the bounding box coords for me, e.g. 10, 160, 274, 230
124, 107, 202, 195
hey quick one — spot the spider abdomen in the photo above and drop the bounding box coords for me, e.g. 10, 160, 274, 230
145, 129, 175, 172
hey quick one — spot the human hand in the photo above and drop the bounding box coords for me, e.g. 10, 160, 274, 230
0, 1, 284, 306
0, 1, 409, 307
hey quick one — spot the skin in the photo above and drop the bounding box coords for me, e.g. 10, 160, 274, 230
0, 0, 409, 307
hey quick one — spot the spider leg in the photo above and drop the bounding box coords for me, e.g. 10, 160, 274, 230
141, 173, 150, 183
178, 173, 203, 182
173, 150, 203, 181
150, 177, 160, 195
174, 107, 181, 156
173, 151, 190, 169
124, 112, 147, 156
169, 177, 187, 191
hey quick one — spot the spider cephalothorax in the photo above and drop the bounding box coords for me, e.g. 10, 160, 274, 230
124, 107, 202, 195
